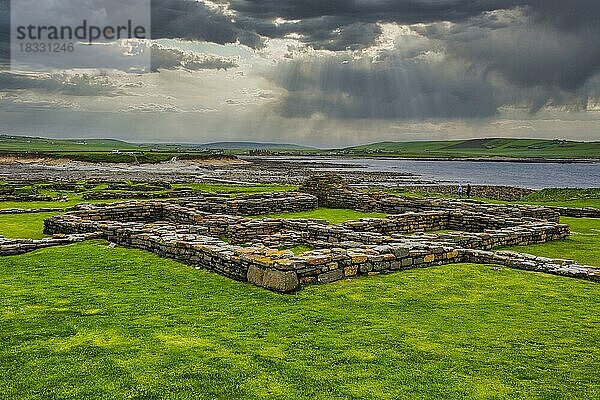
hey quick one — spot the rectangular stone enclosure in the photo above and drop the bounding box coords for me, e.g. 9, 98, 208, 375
29, 175, 598, 292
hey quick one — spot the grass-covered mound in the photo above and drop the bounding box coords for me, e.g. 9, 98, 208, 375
1, 241, 599, 399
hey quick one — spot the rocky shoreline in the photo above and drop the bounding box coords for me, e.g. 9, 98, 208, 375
0, 157, 428, 187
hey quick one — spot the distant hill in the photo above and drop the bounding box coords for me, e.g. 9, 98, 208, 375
196, 142, 314, 150
0, 135, 313, 152
2, 134, 598, 159
0, 135, 141, 152
343, 138, 600, 159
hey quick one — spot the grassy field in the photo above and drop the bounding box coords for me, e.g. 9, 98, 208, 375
0, 199, 81, 210
344, 138, 600, 159
0, 212, 59, 239
388, 187, 600, 209
518, 188, 600, 209
2, 193, 600, 399
1, 242, 599, 400
0, 135, 311, 160
173, 183, 298, 195
255, 208, 388, 223
0, 135, 311, 154
504, 217, 600, 267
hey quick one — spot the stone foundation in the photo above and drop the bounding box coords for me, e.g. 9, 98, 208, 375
2, 174, 598, 292
301, 174, 560, 221
0, 233, 102, 256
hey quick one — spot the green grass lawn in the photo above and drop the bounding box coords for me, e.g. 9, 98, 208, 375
254, 208, 388, 224
0, 199, 82, 210
0, 212, 60, 239
523, 199, 600, 208
503, 217, 600, 267
518, 188, 600, 209
1, 241, 599, 399
387, 187, 600, 209
174, 183, 298, 195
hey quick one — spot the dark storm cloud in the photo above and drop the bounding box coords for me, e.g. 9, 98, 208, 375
240, 0, 598, 118
0, 0, 9, 66
413, 1, 600, 94
228, 0, 526, 50
236, 17, 383, 51
271, 55, 499, 120
151, 0, 264, 48
155, 0, 600, 121
2, 0, 599, 121
232, 0, 600, 86
527, 0, 600, 31
448, 24, 600, 92
228, 0, 527, 23
227, 0, 599, 33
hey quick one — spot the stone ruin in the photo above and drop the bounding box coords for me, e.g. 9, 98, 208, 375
1, 174, 599, 292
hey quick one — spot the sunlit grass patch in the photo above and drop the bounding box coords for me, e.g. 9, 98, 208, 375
503, 217, 600, 267
1, 242, 599, 399
254, 208, 388, 224
0, 211, 60, 239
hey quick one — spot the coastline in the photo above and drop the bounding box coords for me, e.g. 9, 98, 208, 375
253, 155, 600, 164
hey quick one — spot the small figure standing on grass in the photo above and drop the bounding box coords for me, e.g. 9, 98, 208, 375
457, 184, 463, 198
466, 184, 472, 198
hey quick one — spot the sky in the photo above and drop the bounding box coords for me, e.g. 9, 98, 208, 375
0, 0, 599, 147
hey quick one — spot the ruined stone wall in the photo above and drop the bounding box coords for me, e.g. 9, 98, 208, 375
462, 250, 600, 282
394, 185, 536, 201
45, 192, 318, 234
302, 175, 558, 221
28, 177, 599, 293
81, 189, 194, 200
0, 233, 102, 256
339, 211, 533, 234
548, 206, 600, 218
173, 192, 318, 216
402, 222, 570, 250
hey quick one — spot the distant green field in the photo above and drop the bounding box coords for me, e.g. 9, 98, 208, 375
0, 212, 59, 239
0, 135, 237, 163
0, 136, 141, 152
0, 135, 312, 160
343, 138, 600, 159
3, 135, 600, 160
